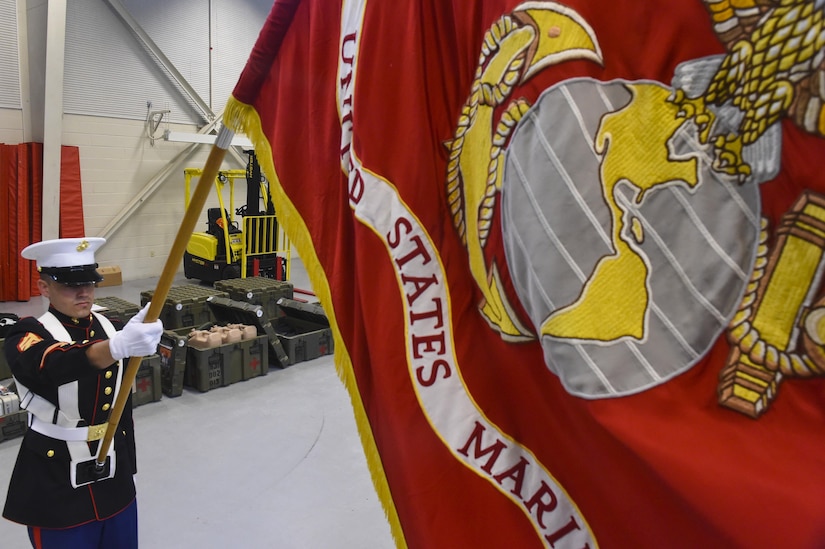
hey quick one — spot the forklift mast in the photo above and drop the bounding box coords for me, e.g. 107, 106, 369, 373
244, 149, 275, 216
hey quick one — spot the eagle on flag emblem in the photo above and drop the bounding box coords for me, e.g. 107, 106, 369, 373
674, 0, 825, 180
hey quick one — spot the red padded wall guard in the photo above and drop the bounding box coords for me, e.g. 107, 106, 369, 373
0, 143, 84, 301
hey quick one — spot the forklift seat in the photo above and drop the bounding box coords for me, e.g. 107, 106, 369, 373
206, 208, 241, 261
207, 208, 241, 236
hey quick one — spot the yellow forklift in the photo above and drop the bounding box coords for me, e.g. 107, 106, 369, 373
183, 150, 290, 283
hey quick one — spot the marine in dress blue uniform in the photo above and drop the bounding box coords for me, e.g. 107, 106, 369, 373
2, 238, 163, 548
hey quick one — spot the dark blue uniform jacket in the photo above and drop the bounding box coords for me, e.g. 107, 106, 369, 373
2, 307, 137, 529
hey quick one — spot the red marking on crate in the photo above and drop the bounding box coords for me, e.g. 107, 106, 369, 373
137, 376, 152, 393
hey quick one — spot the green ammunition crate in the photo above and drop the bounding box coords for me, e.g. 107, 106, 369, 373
140, 285, 228, 330
273, 298, 333, 365
133, 354, 162, 407
241, 335, 269, 380
205, 296, 290, 369
94, 296, 140, 325
157, 330, 187, 397
185, 342, 243, 392
214, 277, 294, 321
0, 410, 27, 443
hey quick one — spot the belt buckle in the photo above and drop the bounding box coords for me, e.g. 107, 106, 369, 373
86, 424, 107, 442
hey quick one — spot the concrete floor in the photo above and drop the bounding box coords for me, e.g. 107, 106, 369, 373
0, 260, 395, 548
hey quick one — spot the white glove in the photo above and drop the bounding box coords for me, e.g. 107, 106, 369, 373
108, 303, 164, 361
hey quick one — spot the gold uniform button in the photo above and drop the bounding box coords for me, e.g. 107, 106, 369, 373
90, 330, 95, 337
105, 371, 113, 379
104, 387, 113, 395
102, 403, 111, 411
46, 450, 55, 458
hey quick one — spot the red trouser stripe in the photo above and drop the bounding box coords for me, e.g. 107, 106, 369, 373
31, 526, 43, 549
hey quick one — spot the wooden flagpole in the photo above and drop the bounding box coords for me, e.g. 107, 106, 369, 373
95, 126, 235, 468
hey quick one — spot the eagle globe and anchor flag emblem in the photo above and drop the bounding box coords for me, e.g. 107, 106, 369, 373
442, 1, 781, 400
486, 0, 825, 409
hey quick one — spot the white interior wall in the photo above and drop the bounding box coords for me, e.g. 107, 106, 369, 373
0, 0, 273, 282
62, 115, 229, 279
0, 109, 24, 144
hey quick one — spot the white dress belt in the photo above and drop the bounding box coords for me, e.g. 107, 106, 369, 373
28, 415, 108, 442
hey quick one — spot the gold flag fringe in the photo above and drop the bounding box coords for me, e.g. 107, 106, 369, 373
223, 95, 408, 548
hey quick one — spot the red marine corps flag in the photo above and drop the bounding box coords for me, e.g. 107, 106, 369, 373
226, 0, 825, 546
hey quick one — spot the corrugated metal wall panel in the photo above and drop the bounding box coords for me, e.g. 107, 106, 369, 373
122, 0, 211, 104
63, 0, 271, 124
0, 0, 22, 110
63, 0, 206, 124
211, 0, 269, 114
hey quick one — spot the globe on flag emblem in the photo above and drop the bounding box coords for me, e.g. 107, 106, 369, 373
501, 78, 761, 398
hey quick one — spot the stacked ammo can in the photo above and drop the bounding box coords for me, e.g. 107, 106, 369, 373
1, 316, 30, 442
214, 277, 296, 368
184, 329, 245, 392
140, 284, 228, 331
190, 296, 276, 389
156, 330, 187, 397
272, 298, 333, 365
133, 354, 162, 407
94, 296, 165, 405
0, 386, 26, 443
1, 336, 28, 443
0, 410, 28, 443
0, 313, 19, 382
94, 296, 140, 325
214, 277, 294, 322
213, 277, 334, 366
141, 284, 230, 394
